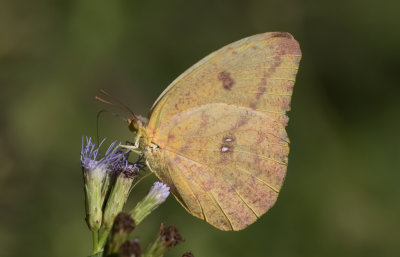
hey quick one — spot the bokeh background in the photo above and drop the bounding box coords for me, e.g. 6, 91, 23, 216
1, 0, 399, 256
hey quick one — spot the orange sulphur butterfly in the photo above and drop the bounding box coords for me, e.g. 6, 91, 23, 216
128, 32, 301, 231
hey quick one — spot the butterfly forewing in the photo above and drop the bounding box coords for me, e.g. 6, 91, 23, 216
148, 32, 301, 132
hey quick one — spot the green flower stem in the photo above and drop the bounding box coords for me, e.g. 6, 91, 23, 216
107, 231, 128, 255
96, 228, 111, 253
143, 237, 165, 257
92, 230, 99, 254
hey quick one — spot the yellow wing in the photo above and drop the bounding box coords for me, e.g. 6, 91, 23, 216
145, 32, 301, 231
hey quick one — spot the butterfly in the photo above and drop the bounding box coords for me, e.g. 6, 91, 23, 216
125, 32, 301, 231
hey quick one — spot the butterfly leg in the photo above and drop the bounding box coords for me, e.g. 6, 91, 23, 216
119, 144, 142, 155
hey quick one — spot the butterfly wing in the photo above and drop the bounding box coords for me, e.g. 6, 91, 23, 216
145, 32, 301, 230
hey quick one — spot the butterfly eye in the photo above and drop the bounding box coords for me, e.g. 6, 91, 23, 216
128, 119, 139, 132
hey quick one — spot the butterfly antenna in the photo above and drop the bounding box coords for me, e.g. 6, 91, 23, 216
97, 89, 137, 120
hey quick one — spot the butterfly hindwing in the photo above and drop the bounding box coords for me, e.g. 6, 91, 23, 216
148, 103, 289, 230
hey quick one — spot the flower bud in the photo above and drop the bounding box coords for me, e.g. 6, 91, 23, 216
130, 182, 170, 225
120, 238, 142, 257
106, 212, 136, 255
159, 224, 183, 248
143, 224, 183, 257
103, 160, 139, 229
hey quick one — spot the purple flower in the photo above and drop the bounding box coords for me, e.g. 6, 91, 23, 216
110, 153, 146, 179
130, 182, 170, 225
81, 136, 122, 171
111, 159, 139, 178
148, 182, 170, 204
102, 152, 144, 229
81, 136, 122, 231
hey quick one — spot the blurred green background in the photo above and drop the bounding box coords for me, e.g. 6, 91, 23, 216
1, 0, 399, 256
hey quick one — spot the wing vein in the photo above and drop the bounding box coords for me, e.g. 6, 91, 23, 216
171, 129, 288, 146
231, 188, 260, 218
235, 149, 287, 166
236, 165, 280, 193
166, 149, 236, 227
208, 191, 234, 230
166, 155, 206, 220
165, 146, 287, 166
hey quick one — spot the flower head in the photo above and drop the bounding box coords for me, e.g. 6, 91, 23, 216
142, 224, 183, 257
81, 136, 121, 171
81, 136, 122, 231
111, 159, 140, 178
112, 212, 136, 235
106, 212, 137, 255
159, 224, 183, 248
147, 182, 171, 205
103, 154, 143, 229
130, 182, 170, 225
119, 238, 142, 257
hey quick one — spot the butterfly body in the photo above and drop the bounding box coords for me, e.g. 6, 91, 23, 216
133, 32, 301, 231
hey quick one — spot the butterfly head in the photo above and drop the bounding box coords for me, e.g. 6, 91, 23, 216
128, 117, 143, 133
127, 115, 150, 152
